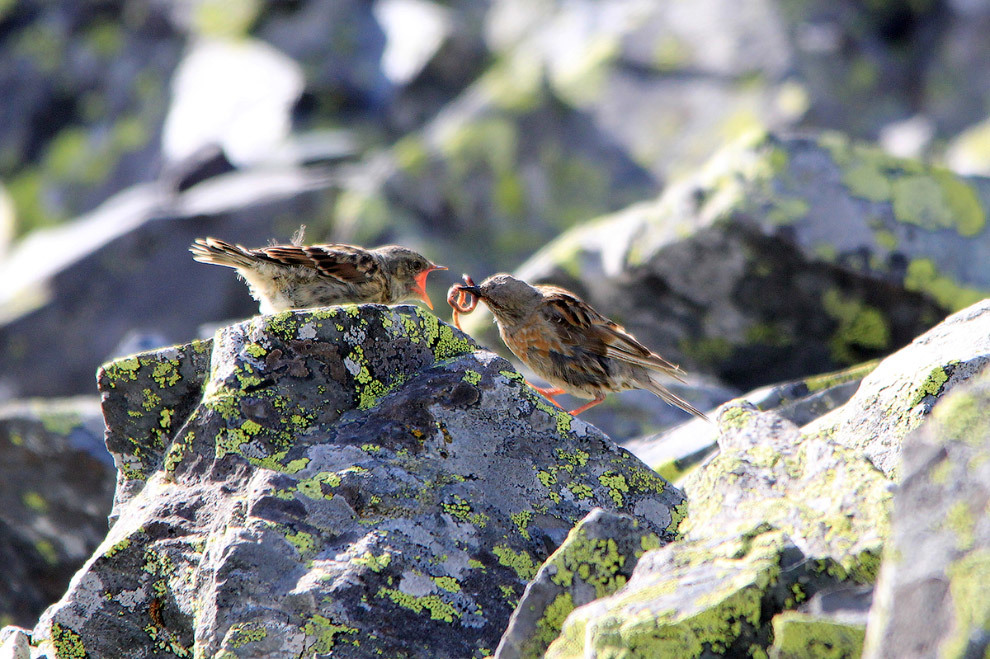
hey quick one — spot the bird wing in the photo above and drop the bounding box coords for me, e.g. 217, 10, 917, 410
540, 288, 686, 383
251, 244, 379, 285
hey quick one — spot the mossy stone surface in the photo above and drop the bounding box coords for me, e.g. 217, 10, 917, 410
32, 305, 684, 659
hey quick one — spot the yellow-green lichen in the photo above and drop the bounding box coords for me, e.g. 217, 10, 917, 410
908, 365, 951, 407
22, 490, 47, 513
462, 370, 482, 385
598, 472, 630, 507
493, 544, 538, 581
297, 472, 341, 500
377, 588, 461, 623
227, 623, 267, 648
770, 611, 865, 659
567, 482, 593, 499
441, 495, 489, 527
103, 536, 132, 559
353, 551, 392, 573
822, 289, 890, 364
903, 258, 988, 311
302, 614, 358, 653
944, 501, 975, 551
151, 360, 181, 388
285, 530, 317, 556
51, 622, 87, 658
941, 549, 990, 659
432, 576, 461, 593
244, 342, 267, 358
666, 501, 689, 537
511, 510, 534, 540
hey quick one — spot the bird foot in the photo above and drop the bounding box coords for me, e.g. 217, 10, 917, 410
567, 395, 606, 416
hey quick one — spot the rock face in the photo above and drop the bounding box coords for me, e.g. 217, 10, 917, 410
862, 366, 990, 658
494, 509, 665, 659
493, 132, 989, 392
0, 397, 115, 628
31, 305, 684, 658
534, 298, 990, 657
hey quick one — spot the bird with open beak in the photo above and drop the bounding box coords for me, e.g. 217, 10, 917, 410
191, 237, 445, 314
449, 273, 709, 420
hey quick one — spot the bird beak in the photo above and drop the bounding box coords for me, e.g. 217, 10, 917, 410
457, 285, 483, 298
415, 264, 446, 310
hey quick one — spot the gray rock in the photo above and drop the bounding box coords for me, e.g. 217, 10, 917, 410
483, 132, 986, 392
0, 398, 115, 627
534, 297, 990, 657
625, 359, 878, 477
494, 508, 666, 659
31, 305, 684, 658
0, 0, 184, 230
806, 298, 990, 476
544, 402, 889, 657
0, 166, 341, 400
861, 365, 990, 658
0, 626, 30, 659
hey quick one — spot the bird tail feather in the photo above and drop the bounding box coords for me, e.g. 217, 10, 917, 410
190, 238, 256, 269
643, 374, 710, 422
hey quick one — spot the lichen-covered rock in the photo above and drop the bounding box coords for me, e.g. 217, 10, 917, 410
861, 365, 990, 659
484, 132, 987, 391
494, 509, 666, 659
625, 360, 878, 479
770, 611, 865, 659
806, 298, 990, 476
31, 305, 684, 658
0, 397, 115, 627
544, 403, 889, 658
0, 0, 184, 233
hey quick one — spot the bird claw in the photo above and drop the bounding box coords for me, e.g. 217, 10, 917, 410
447, 274, 478, 330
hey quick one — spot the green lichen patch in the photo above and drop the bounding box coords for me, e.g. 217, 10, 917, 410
302, 614, 359, 653
769, 612, 865, 659
821, 289, 890, 364
51, 622, 87, 658
493, 544, 539, 581
903, 258, 988, 312
820, 132, 987, 238
908, 365, 952, 407
377, 588, 462, 623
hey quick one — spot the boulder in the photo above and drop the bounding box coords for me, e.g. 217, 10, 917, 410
494, 509, 668, 659
30, 305, 684, 658
483, 132, 987, 392
0, 397, 115, 627
530, 297, 990, 657
861, 365, 990, 658
0, 0, 184, 233
544, 402, 889, 657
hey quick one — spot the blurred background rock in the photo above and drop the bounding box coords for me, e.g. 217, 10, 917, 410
1, 0, 989, 628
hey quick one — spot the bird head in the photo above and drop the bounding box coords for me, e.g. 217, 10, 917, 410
377, 246, 446, 309
458, 274, 542, 325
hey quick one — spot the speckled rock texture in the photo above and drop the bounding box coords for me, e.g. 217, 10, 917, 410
806, 298, 990, 477
544, 402, 889, 658
529, 297, 990, 657
626, 360, 877, 478
861, 365, 990, 659
494, 508, 666, 659
478, 132, 988, 396
0, 397, 115, 627
29, 305, 684, 659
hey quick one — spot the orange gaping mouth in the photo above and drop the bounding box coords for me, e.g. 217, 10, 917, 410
414, 264, 446, 309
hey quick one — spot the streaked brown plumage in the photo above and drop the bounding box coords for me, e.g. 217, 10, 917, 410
454, 274, 709, 420
190, 237, 445, 313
